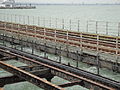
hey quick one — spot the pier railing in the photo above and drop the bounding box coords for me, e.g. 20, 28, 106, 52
0, 13, 120, 56
0, 13, 120, 36
0, 21, 120, 56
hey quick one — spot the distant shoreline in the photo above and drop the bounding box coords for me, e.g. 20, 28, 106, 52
15, 3, 120, 6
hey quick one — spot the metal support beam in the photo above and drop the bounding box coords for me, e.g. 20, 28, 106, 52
0, 56, 17, 61
0, 66, 51, 87
0, 61, 64, 90
59, 81, 84, 88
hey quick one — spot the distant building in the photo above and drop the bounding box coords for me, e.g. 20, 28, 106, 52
0, 0, 15, 7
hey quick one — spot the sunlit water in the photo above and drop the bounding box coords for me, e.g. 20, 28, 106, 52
0, 5, 120, 90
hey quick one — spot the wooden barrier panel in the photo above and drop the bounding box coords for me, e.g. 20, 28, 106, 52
0, 21, 120, 55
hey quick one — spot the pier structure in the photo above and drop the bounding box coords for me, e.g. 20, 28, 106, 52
0, 20, 120, 72
0, 14, 120, 90
0, 0, 36, 9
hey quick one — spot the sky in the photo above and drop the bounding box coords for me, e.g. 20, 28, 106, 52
14, 0, 120, 4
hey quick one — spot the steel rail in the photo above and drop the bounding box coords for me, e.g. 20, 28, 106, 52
0, 45, 119, 90
0, 61, 64, 90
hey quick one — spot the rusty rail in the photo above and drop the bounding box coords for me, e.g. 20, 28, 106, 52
0, 45, 119, 90
0, 61, 64, 90
0, 65, 50, 87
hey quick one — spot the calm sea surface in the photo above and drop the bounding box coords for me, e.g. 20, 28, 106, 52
1, 5, 120, 35
0, 5, 120, 21
0, 5, 120, 90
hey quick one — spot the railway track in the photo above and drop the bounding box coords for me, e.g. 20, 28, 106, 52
0, 44, 119, 90
0, 21, 120, 55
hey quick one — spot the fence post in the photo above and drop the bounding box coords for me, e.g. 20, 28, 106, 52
4, 13, 6, 21
66, 30, 69, 57
21, 39, 23, 51
96, 52, 100, 75
49, 17, 51, 28
86, 20, 89, 33
62, 19, 64, 29
44, 42, 47, 58
69, 19, 71, 30
33, 16, 35, 25
55, 18, 57, 29
78, 20, 80, 32
32, 41, 34, 54
97, 34, 99, 52
38, 17, 40, 26
106, 22, 108, 35
76, 51, 79, 68
116, 36, 118, 55
7, 14, 9, 22
23, 15, 25, 24
19, 15, 21, 24
118, 23, 120, 36
96, 21, 98, 34
15, 14, 17, 23
59, 46, 62, 63
27, 16, 30, 25
80, 32, 83, 49
54, 28, 56, 42
44, 27, 46, 40
11, 14, 12, 22
43, 17, 45, 27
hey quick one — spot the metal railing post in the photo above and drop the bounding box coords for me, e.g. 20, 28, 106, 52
86, 20, 89, 32
32, 41, 34, 54
19, 15, 21, 24
44, 42, 47, 58
11, 14, 13, 22
4, 13, 6, 21
23, 15, 25, 24
33, 16, 34, 25
55, 18, 57, 29
21, 39, 23, 51
15, 14, 17, 23
7, 14, 9, 22
62, 19, 64, 29
76, 51, 79, 68
43, 17, 45, 27
116, 36, 118, 55
80, 32, 83, 48
38, 17, 40, 26
118, 22, 120, 36
66, 30, 69, 57
59, 46, 62, 63
27, 16, 30, 25
97, 34, 99, 52
96, 21, 98, 34
69, 19, 71, 30
49, 17, 51, 28
106, 22, 108, 35
96, 52, 100, 75
54, 28, 56, 42
78, 20, 80, 32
